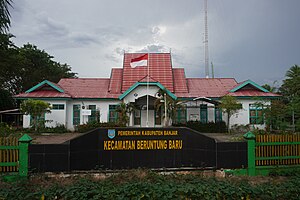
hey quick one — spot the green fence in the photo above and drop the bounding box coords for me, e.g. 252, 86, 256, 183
0, 134, 32, 181
227, 132, 300, 176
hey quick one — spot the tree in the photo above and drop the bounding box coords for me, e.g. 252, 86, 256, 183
261, 81, 279, 93
0, 41, 77, 111
252, 98, 287, 132
16, 44, 77, 93
219, 95, 242, 133
154, 89, 184, 126
0, 0, 12, 33
280, 65, 300, 101
116, 102, 136, 126
280, 64, 300, 130
20, 99, 51, 132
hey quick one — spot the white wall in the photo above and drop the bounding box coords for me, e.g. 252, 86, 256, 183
22, 100, 67, 129
46, 100, 67, 127
186, 107, 200, 121
23, 114, 30, 128
229, 99, 270, 129
123, 85, 160, 104
65, 100, 121, 131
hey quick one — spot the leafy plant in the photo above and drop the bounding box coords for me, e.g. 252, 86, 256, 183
219, 95, 242, 133
1, 171, 300, 199
173, 121, 227, 133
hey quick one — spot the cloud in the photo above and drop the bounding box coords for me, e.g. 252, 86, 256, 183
9, 0, 300, 84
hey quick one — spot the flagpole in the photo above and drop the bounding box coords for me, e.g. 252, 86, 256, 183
146, 53, 149, 127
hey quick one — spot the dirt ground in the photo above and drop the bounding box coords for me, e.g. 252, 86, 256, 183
30, 133, 84, 144
200, 132, 245, 142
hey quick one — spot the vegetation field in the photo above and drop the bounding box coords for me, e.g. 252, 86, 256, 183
1, 170, 300, 200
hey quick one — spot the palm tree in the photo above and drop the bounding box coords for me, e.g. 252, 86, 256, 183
280, 64, 300, 100
0, 0, 13, 33
261, 80, 279, 93
154, 89, 184, 126
286, 64, 300, 79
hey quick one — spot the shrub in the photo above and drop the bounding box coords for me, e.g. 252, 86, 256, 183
0, 122, 14, 136
39, 124, 69, 134
230, 124, 251, 134
173, 121, 227, 133
77, 121, 124, 133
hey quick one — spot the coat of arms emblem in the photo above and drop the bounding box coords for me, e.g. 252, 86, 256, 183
108, 129, 115, 139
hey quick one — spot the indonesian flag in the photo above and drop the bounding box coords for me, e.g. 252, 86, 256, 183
130, 54, 148, 68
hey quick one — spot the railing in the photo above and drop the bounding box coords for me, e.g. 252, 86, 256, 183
228, 132, 300, 176
0, 137, 19, 172
255, 134, 300, 166
0, 134, 32, 180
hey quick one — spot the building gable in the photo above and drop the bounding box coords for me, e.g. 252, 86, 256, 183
122, 53, 174, 93
25, 80, 64, 93
229, 80, 269, 93
119, 82, 177, 100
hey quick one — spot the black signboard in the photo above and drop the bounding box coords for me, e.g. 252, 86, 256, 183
29, 127, 247, 172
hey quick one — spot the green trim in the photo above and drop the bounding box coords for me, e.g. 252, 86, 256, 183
108, 104, 119, 123
249, 104, 264, 125
25, 80, 64, 93
119, 82, 177, 100
0, 146, 19, 150
256, 156, 300, 160
200, 104, 208, 124
174, 106, 187, 124
234, 96, 280, 99
73, 104, 81, 125
256, 165, 300, 169
177, 97, 194, 101
0, 162, 18, 167
214, 107, 222, 122
15, 97, 121, 102
230, 80, 269, 93
134, 109, 141, 126
75, 98, 118, 101
257, 141, 300, 146
15, 97, 71, 100
179, 96, 279, 101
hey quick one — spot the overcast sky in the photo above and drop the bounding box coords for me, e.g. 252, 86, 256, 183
9, 0, 300, 86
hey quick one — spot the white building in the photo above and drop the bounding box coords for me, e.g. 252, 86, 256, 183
15, 53, 279, 131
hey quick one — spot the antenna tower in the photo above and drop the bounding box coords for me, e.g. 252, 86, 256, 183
204, 0, 209, 78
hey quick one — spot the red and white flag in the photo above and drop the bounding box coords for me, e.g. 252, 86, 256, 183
130, 54, 148, 68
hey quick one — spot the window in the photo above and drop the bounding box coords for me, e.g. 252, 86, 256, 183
73, 105, 80, 125
134, 110, 141, 125
52, 104, 64, 110
174, 107, 186, 124
88, 105, 97, 122
200, 104, 208, 123
109, 105, 119, 123
215, 107, 222, 122
249, 104, 264, 124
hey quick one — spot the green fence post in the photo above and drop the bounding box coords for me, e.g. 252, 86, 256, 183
243, 131, 256, 176
18, 134, 32, 177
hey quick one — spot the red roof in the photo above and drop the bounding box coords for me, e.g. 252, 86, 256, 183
173, 68, 188, 93
138, 75, 159, 83
228, 90, 280, 97
14, 90, 71, 98
15, 53, 280, 100
179, 78, 238, 98
122, 53, 174, 92
108, 68, 123, 94
58, 78, 120, 98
